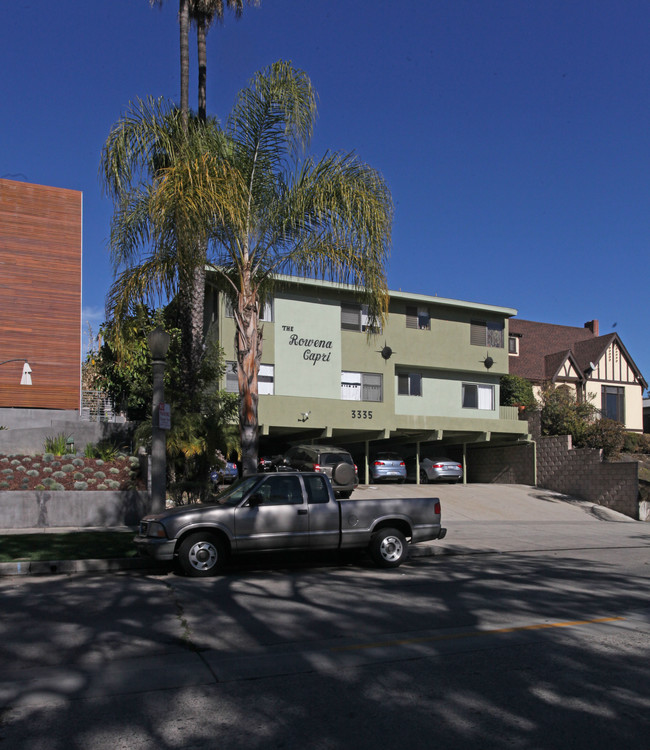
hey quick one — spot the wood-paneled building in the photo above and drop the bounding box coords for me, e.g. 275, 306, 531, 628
0, 178, 81, 410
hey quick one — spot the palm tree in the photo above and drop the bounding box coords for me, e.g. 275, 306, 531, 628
191, 1, 259, 122
100, 100, 228, 400
150, 0, 190, 132
152, 61, 393, 475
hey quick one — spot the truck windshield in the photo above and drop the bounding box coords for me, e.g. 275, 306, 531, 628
215, 476, 260, 507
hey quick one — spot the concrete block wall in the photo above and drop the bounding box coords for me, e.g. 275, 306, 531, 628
536, 435, 639, 519
0, 419, 135, 455
0, 489, 150, 529
468, 443, 535, 484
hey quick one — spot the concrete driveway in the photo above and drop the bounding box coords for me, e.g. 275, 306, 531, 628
352, 481, 641, 556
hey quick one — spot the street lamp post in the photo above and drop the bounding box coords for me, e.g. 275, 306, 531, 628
147, 327, 170, 515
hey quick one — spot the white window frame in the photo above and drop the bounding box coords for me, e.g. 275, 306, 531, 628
471, 320, 504, 348
341, 303, 382, 333
397, 372, 422, 397
341, 371, 383, 402
406, 305, 430, 330
462, 383, 495, 410
226, 361, 274, 395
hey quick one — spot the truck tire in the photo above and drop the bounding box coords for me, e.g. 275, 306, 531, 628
369, 527, 408, 568
177, 532, 226, 577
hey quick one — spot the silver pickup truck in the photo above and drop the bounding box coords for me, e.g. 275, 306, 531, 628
134, 471, 447, 577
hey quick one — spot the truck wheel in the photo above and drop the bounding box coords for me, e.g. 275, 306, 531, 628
369, 528, 408, 568
419, 470, 428, 485
177, 532, 226, 577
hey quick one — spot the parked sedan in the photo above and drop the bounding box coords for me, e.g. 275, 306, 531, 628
407, 457, 463, 484
210, 461, 239, 485
369, 452, 407, 482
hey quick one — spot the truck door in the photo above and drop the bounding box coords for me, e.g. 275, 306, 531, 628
304, 474, 341, 548
234, 473, 309, 551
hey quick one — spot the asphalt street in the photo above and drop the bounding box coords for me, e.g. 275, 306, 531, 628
1, 484, 649, 749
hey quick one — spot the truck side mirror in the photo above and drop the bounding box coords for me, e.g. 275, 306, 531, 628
248, 493, 264, 507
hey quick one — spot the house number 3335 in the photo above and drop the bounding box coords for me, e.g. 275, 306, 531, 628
351, 410, 373, 419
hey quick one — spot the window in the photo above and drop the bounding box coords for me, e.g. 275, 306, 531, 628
305, 474, 330, 504
462, 383, 494, 410
602, 386, 625, 422
508, 335, 519, 355
225, 297, 273, 322
406, 305, 430, 330
341, 372, 383, 402
255, 474, 303, 505
258, 364, 274, 395
226, 362, 274, 394
225, 361, 238, 393
397, 372, 422, 396
471, 320, 504, 348
340, 303, 381, 333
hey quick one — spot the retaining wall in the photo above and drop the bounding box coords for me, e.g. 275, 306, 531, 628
0, 490, 150, 529
536, 434, 639, 519
468, 442, 535, 484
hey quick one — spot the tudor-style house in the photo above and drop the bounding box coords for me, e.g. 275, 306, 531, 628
508, 318, 647, 432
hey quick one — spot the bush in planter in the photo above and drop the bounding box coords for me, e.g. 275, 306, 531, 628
499, 374, 536, 411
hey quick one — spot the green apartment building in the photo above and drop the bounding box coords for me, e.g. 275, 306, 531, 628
206, 275, 530, 483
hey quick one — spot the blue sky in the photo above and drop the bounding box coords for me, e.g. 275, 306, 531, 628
2, 0, 648, 389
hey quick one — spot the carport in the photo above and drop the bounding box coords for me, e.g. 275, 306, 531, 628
257, 423, 533, 486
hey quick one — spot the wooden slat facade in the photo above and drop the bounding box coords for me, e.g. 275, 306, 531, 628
0, 179, 81, 409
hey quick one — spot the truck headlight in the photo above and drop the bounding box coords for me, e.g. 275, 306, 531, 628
147, 522, 168, 539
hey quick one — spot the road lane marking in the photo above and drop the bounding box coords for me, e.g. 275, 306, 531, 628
330, 616, 625, 652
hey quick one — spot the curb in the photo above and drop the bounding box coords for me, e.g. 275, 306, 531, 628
0, 557, 165, 577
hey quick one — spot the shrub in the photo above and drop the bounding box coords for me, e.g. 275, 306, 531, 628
623, 432, 650, 454
44, 433, 71, 455
539, 384, 597, 443
579, 418, 626, 459
84, 440, 122, 461
499, 374, 536, 409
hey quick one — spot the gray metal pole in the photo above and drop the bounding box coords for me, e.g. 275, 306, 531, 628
150, 357, 166, 514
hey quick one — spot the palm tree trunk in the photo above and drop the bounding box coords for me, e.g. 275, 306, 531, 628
179, 0, 190, 131
234, 283, 262, 476
197, 13, 207, 121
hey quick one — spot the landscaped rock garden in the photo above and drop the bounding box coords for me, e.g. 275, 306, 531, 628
0, 454, 145, 492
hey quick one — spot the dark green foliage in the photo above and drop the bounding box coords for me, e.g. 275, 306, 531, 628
87, 302, 239, 494
579, 418, 626, 459
539, 384, 597, 443
623, 432, 650, 454
499, 374, 536, 410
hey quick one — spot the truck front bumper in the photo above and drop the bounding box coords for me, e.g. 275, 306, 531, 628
133, 536, 177, 561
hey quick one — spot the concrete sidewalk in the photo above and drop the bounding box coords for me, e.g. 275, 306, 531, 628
0, 484, 643, 577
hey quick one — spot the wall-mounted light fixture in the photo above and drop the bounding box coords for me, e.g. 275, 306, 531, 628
0, 359, 32, 385
298, 411, 311, 423
483, 354, 494, 369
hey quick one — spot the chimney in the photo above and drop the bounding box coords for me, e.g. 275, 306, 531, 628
584, 320, 599, 336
